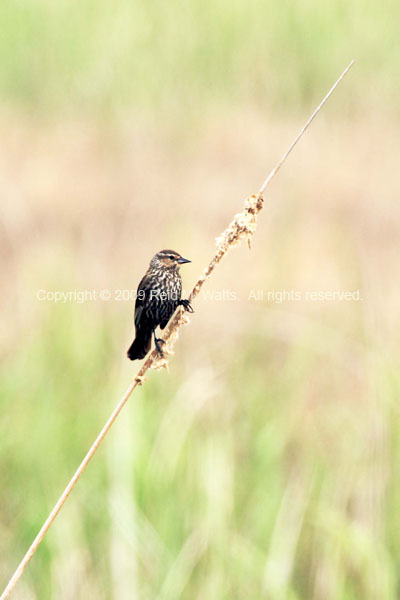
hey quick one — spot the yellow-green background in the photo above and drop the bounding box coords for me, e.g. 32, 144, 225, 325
1, 1, 399, 598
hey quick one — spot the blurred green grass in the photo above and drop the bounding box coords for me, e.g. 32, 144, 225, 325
1, 297, 399, 599
0, 0, 399, 116
1, 1, 400, 599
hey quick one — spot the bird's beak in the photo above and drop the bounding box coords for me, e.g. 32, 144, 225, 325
177, 256, 191, 264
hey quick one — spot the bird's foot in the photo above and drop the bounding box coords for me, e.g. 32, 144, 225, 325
179, 299, 194, 313
154, 336, 165, 355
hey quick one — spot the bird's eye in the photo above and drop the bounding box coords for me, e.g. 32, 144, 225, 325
169, 255, 175, 260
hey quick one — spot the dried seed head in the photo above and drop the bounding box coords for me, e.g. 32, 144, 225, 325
215, 193, 263, 252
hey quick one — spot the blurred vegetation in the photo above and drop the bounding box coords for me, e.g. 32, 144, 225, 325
1, 1, 400, 599
0, 0, 399, 117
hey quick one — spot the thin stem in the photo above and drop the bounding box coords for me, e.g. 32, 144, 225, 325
258, 60, 354, 195
1, 379, 139, 600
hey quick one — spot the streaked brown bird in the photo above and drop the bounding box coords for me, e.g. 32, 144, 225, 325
127, 249, 193, 360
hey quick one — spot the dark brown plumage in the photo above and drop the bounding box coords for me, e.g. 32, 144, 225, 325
127, 249, 193, 360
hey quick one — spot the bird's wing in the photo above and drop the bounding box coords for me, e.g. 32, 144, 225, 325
134, 304, 143, 328
134, 274, 148, 328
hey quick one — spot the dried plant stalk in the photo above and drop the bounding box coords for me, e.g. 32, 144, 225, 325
0, 60, 354, 600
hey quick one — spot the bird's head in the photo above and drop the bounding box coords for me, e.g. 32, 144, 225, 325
151, 249, 191, 270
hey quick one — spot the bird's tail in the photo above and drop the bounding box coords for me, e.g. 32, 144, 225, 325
127, 333, 152, 360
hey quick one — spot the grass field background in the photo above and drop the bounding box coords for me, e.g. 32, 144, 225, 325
1, 1, 400, 599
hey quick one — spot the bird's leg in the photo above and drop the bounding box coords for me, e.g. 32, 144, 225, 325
179, 299, 194, 313
153, 329, 165, 355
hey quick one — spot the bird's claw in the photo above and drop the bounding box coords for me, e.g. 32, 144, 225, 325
180, 299, 194, 313
154, 337, 165, 355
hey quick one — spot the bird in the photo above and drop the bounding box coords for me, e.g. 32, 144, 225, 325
127, 249, 193, 360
